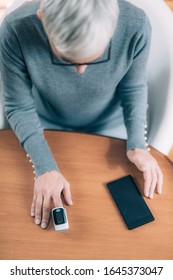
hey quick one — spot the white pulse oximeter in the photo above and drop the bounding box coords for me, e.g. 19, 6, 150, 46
52, 207, 69, 232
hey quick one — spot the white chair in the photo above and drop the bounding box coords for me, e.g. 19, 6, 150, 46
1, 0, 173, 157
127, 0, 173, 157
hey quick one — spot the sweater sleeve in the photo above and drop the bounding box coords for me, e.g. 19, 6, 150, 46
0, 19, 59, 177
117, 13, 151, 151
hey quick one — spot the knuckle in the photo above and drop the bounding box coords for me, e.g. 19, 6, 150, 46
42, 216, 49, 224
36, 206, 42, 212
43, 206, 50, 212
144, 183, 150, 190
42, 187, 52, 197
35, 212, 41, 218
139, 163, 147, 171
36, 203, 42, 210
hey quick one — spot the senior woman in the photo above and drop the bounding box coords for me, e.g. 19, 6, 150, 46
0, 0, 163, 229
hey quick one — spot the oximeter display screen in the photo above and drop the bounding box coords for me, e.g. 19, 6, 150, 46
53, 208, 66, 225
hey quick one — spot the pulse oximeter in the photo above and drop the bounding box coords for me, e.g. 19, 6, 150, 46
52, 207, 69, 232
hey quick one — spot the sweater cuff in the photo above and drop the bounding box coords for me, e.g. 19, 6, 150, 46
126, 121, 149, 152
23, 133, 59, 177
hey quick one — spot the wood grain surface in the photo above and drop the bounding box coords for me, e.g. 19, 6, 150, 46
165, 0, 173, 11
0, 130, 173, 260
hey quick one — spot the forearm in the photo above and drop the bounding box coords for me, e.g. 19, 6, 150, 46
121, 92, 148, 151
5, 106, 59, 177
23, 131, 59, 178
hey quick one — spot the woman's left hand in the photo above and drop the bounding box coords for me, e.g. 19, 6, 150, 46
127, 148, 163, 199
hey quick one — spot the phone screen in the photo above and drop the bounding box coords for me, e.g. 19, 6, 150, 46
106, 175, 155, 230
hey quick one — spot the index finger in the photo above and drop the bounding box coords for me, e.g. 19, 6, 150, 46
53, 192, 63, 208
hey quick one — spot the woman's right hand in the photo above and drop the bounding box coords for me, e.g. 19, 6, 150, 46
30, 170, 73, 229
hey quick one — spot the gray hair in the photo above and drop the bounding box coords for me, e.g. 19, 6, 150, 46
40, 0, 119, 59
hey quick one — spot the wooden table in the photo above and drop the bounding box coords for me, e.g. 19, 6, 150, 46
165, 0, 173, 11
0, 130, 173, 260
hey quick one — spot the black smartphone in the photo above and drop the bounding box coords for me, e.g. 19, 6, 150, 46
106, 175, 155, 230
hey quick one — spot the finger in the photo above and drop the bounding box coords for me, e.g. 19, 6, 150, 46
149, 167, 158, 199
63, 183, 73, 206
143, 169, 152, 197
30, 196, 36, 217
156, 166, 163, 194
35, 194, 43, 225
41, 197, 51, 229
52, 193, 63, 208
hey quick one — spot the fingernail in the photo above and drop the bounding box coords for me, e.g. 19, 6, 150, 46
149, 194, 153, 199
41, 223, 47, 229
35, 219, 40, 225
31, 212, 35, 217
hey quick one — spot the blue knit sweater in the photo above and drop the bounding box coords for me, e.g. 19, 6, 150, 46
0, 0, 151, 177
